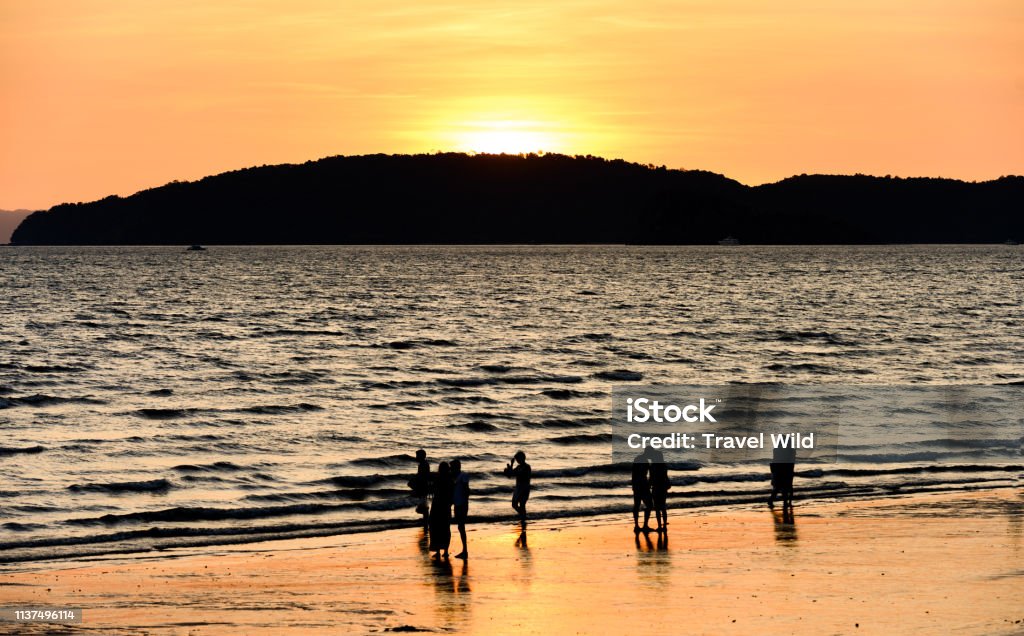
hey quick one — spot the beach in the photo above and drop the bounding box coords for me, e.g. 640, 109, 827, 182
2, 488, 1021, 635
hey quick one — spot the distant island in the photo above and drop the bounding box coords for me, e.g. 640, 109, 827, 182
10, 153, 1023, 245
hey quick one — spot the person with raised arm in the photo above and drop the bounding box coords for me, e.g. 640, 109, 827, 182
504, 450, 531, 525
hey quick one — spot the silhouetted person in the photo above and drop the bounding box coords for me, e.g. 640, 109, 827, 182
451, 459, 470, 560
649, 449, 670, 532
504, 450, 531, 525
632, 449, 653, 533
410, 449, 431, 525
769, 441, 796, 509
429, 461, 453, 559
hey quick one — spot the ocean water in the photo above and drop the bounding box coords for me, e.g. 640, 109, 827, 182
0, 245, 1021, 563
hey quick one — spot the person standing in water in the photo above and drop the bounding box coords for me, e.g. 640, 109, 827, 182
631, 448, 654, 533
451, 459, 470, 559
649, 449, 670, 532
504, 450, 531, 525
428, 461, 453, 559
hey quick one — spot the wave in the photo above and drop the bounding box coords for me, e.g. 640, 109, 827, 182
436, 374, 583, 388
68, 479, 172, 494
450, 420, 501, 432
238, 403, 323, 415
136, 403, 324, 419
0, 445, 45, 456
66, 496, 414, 526
232, 369, 333, 385
2, 522, 46, 532
137, 407, 204, 419
22, 364, 89, 373
564, 333, 614, 343
316, 432, 365, 443
242, 487, 409, 503
360, 380, 427, 390
382, 338, 459, 350
254, 328, 348, 337
478, 364, 514, 373
171, 461, 245, 473
0, 394, 106, 409
348, 453, 416, 468
522, 417, 608, 429
548, 433, 614, 445
817, 464, 1023, 478
763, 362, 837, 374
763, 330, 850, 345
593, 370, 644, 381
322, 474, 401, 488
441, 396, 497, 404
540, 388, 591, 400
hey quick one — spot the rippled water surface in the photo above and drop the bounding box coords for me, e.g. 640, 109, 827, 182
1, 245, 1021, 562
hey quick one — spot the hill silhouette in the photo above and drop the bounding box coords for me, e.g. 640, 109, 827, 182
11, 153, 1024, 245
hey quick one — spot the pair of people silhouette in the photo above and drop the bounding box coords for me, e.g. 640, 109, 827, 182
412, 450, 470, 560
631, 448, 670, 533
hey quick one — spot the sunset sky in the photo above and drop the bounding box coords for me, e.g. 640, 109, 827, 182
2, 0, 1022, 210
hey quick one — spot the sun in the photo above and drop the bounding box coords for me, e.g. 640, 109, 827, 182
454, 120, 559, 155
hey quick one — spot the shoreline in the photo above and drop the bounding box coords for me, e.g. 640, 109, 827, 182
1, 488, 1021, 634
3, 479, 1020, 566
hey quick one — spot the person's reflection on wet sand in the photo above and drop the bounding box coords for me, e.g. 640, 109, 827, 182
634, 528, 669, 552
417, 527, 430, 553
515, 528, 528, 549
513, 526, 533, 583
771, 506, 798, 546
635, 519, 671, 586
427, 549, 471, 625
455, 560, 470, 597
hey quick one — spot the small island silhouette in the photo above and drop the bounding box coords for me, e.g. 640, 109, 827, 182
11, 153, 1023, 245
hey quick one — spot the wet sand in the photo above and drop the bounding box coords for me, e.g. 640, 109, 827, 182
1, 489, 1022, 635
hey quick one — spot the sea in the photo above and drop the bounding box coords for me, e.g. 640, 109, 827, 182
0, 245, 1021, 563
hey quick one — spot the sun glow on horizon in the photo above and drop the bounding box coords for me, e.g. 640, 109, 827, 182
451, 120, 563, 156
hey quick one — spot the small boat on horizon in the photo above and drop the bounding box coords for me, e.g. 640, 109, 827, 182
186, 244, 207, 251
718, 236, 740, 246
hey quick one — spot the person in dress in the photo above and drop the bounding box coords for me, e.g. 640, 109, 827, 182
428, 461, 453, 559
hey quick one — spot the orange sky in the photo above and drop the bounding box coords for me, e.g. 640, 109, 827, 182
2, 0, 1022, 210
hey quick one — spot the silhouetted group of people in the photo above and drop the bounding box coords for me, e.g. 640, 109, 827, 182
410, 445, 795, 551
409, 449, 532, 561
